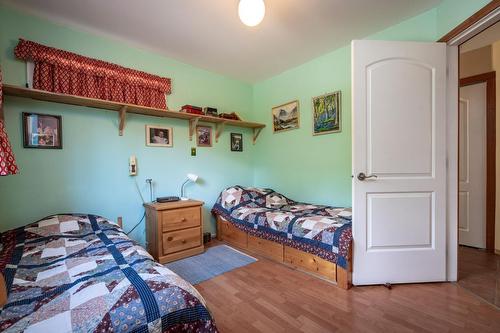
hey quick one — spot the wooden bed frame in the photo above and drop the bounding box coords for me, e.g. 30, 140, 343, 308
215, 215, 352, 289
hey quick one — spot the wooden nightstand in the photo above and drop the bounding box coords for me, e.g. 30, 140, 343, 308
144, 200, 204, 263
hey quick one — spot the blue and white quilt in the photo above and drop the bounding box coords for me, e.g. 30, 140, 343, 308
212, 186, 352, 268
0, 214, 217, 333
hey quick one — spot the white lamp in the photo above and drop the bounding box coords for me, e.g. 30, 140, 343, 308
180, 173, 199, 200
238, 0, 265, 27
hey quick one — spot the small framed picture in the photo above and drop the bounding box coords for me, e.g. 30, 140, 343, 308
272, 100, 300, 133
196, 125, 212, 147
231, 133, 243, 152
312, 91, 341, 135
146, 125, 173, 147
23, 112, 62, 149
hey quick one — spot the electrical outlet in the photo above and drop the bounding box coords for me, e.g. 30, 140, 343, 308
191, 147, 196, 156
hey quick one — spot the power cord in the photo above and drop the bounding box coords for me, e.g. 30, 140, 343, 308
126, 212, 146, 236
125, 178, 153, 236
134, 178, 146, 204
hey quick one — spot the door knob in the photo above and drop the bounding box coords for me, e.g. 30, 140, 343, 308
357, 172, 378, 181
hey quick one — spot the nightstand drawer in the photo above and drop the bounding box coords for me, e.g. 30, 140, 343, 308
162, 227, 201, 255
161, 207, 200, 232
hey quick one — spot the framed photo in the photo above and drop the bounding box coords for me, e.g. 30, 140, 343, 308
196, 125, 212, 147
23, 112, 62, 149
230, 133, 243, 152
312, 91, 341, 135
146, 125, 173, 147
272, 100, 300, 133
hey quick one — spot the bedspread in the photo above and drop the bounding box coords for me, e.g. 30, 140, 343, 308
212, 186, 352, 268
0, 214, 217, 333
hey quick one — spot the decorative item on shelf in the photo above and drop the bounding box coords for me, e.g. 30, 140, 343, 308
146, 125, 173, 147
14, 39, 172, 110
231, 133, 243, 152
180, 173, 199, 200
22, 112, 62, 149
219, 112, 241, 121
181, 104, 204, 115
312, 91, 341, 135
196, 125, 212, 147
272, 100, 300, 133
203, 107, 218, 117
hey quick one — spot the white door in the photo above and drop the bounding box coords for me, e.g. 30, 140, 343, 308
459, 83, 487, 248
352, 40, 447, 285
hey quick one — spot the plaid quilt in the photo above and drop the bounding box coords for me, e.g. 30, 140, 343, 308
0, 214, 217, 333
212, 186, 352, 268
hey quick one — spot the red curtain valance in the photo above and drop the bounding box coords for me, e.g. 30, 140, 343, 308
14, 39, 172, 109
0, 67, 19, 176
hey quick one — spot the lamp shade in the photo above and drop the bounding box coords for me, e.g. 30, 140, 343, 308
187, 173, 198, 182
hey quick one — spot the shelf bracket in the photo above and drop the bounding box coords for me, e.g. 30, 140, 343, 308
189, 117, 201, 141
118, 106, 128, 136
215, 122, 226, 143
253, 127, 263, 144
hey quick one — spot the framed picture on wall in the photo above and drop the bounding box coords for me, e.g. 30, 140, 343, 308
146, 125, 173, 147
230, 133, 243, 152
312, 91, 341, 135
272, 100, 300, 133
196, 125, 212, 147
22, 112, 62, 149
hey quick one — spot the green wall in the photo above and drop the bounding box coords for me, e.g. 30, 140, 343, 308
251, 0, 490, 207
0, 1, 491, 243
436, 0, 491, 38
0, 4, 256, 243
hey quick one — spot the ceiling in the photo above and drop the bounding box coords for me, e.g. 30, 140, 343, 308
461, 21, 500, 53
3, 0, 441, 83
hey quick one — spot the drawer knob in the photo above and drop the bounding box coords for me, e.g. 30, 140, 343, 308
182, 240, 187, 244
181, 218, 187, 222
167, 236, 173, 241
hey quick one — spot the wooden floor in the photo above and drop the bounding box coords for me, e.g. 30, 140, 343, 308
458, 245, 500, 307
196, 242, 500, 332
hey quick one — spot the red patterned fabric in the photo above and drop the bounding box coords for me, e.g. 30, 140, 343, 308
0, 67, 19, 176
14, 39, 171, 109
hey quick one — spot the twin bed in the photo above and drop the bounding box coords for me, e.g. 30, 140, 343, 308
0, 187, 353, 332
0, 214, 217, 332
212, 186, 353, 289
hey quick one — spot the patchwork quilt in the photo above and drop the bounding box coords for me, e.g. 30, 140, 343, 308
212, 186, 352, 268
0, 214, 218, 333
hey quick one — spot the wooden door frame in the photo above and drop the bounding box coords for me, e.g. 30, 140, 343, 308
459, 72, 496, 252
435, 1, 499, 280
438, 1, 500, 43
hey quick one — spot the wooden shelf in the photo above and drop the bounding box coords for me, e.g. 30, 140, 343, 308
3, 85, 265, 142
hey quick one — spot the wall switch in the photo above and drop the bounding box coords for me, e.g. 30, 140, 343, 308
191, 147, 196, 156
129, 155, 137, 176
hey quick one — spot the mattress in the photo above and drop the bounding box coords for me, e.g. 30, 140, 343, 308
0, 214, 218, 333
211, 186, 352, 268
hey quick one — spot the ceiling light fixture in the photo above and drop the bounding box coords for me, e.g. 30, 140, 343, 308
238, 0, 265, 27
